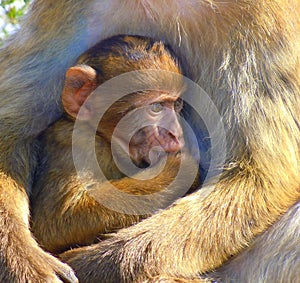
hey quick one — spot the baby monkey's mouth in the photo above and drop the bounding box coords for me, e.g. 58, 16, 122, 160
129, 126, 183, 169
130, 147, 170, 169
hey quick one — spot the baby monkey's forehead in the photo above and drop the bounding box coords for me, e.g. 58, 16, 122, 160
136, 89, 182, 101
147, 89, 182, 98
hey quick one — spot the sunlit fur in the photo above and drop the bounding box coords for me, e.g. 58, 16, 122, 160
0, 0, 299, 282
31, 35, 197, 254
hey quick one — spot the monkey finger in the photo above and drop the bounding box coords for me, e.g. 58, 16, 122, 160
56, 267, 78, 283
49, 257, 79, 283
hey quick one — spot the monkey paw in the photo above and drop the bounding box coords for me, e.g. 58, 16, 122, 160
15, 248, 79, 283
60, 237, 128, 282
42, 252, 79, 283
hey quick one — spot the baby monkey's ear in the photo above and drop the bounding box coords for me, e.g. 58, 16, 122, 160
62, 65, 98, 120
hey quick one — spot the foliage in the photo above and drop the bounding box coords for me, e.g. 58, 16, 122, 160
0, 0, 32, 45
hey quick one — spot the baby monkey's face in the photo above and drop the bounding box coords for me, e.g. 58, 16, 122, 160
128, 97, 184, 167
98, 92, 185, 168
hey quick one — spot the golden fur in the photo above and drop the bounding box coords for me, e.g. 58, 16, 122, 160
0, 0, 299, 282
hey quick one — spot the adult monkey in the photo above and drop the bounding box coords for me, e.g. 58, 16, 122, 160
0, 0, 299, 282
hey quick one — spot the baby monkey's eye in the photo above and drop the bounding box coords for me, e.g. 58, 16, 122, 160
174, 98, 183, 112
150, 102, 163, 113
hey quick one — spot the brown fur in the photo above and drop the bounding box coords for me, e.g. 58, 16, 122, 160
31, 35, 197, 254
0, 0, 299, 282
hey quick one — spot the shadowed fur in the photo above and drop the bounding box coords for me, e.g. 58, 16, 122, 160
0, 0, 299, 282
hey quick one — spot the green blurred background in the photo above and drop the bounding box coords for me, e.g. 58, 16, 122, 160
0, 0, 32, 45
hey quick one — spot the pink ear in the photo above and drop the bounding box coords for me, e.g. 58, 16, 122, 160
62, 65, 97, 120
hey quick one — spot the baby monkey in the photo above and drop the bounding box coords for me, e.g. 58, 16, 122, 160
31, 35, 198, 253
